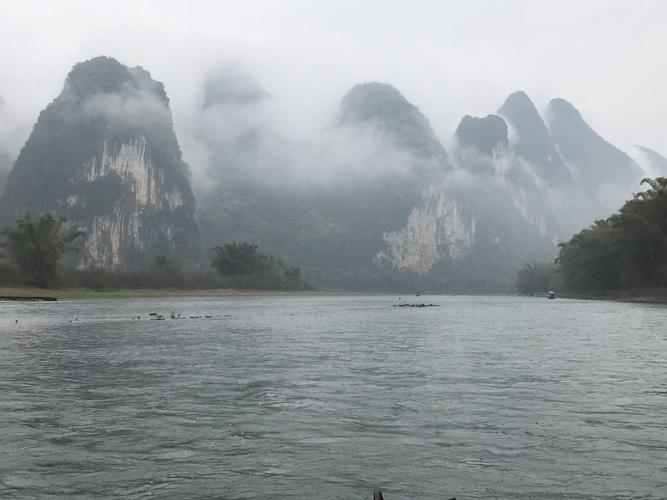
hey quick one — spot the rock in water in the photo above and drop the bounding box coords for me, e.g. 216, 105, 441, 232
0, 56, 199, 270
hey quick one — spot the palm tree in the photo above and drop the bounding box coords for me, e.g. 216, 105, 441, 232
0, 214, 84, 288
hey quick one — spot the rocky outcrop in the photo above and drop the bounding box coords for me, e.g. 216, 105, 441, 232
0, 56, 198, 270
380, 191, 475, 274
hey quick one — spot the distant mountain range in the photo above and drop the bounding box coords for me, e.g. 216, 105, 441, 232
0, 56, 661, 291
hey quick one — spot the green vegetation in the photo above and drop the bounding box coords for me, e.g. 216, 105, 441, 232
211, 242, 309, 290
516, 262, 556, 294
0, 216, 310, 292
557, 178, 667, 291
0, 214, 84, 288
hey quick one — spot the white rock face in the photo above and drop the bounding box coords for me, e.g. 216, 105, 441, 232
81, 210, 134, 269
68, 138, 187, 270
83, 139, 183, 210
381, 191, 475, 274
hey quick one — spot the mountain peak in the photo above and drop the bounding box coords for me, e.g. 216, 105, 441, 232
498, 91, 572, 185
634, 145, 667, 177
547, 97, 583, 120
203, 64, 270, 107
500, 90, 534, 110
62, 56, 167, 106
498, 90, 545, 131
546, 98, 643, 196
0, 56, 198, 270
338, 82, 448, 163
65, 56, 131, 97
455, 114, 508, 156
338, 82, 417, 125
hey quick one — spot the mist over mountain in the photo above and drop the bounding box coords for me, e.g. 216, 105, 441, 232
498, 91, 573, 186
0, 56, 656, 291
337, 83, 449, 169
0, 151, 9, 198
0, 97, 13, 197
203, 64, 270, 108
634, 145, 667, 177
546, 97, 644, 212
196, 79, 435, 290
0, 56, 199, 270
195, 77, 569, 291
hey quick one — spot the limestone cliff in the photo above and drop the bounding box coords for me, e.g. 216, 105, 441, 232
379, 191, 475, 274
0, 56, 198, 270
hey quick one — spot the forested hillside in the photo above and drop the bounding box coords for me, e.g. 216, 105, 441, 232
557, 178, 667, 290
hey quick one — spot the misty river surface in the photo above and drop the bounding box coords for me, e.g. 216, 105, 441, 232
0, 295, 666, 499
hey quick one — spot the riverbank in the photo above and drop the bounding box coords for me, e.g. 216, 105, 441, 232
4, 286, 666, 303
0, 287, 58, 301
0, 287, 354, 301
559, 287, 667, 305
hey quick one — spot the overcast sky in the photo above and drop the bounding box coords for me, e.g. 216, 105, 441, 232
1, 0, 665, 157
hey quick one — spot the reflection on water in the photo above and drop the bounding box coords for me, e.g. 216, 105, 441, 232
0, 295, 666, 498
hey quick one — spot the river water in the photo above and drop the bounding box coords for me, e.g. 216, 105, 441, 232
0, 295, 665, 499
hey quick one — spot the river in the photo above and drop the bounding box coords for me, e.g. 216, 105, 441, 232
0, 295, 665, 498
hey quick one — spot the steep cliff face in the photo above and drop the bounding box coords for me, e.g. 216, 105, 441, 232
546, 98, 643, 196
0, 56, 198, 270
380, 191, 475, 274
499, 91, 573, 185
453, 110, 569, 244
336, 83, 471, 276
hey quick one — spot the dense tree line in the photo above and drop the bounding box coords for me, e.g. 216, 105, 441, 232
211, 242, 308, 290
0, 214, 309, 291
0, 214, 84, 288
557, 178, 667, 290
516, 263, 556, 294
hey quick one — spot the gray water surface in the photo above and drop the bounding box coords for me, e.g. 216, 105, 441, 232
0, 295, 666, 499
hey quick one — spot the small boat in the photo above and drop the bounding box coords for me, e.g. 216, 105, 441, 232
548, 291, 556, 300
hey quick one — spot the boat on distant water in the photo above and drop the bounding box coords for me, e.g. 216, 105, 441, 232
548, 291, 556, 300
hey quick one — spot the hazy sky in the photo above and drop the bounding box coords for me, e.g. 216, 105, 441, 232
1, 0, 665, 157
